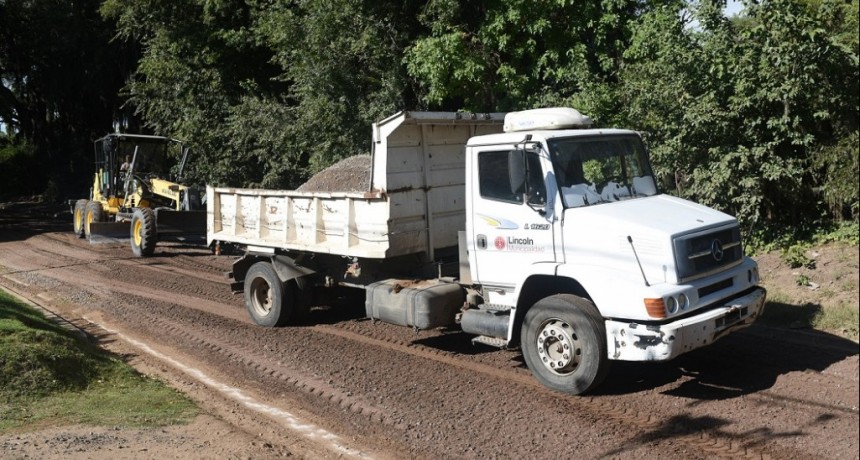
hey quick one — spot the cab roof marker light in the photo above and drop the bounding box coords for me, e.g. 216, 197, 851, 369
503, 107, 593, 133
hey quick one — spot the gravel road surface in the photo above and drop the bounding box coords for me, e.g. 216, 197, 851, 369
1, 203, 857, 459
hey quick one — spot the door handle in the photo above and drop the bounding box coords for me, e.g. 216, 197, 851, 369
477, 234, 487, 249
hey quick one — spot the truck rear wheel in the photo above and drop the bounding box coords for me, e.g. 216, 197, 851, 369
130, 208, 157, 257
73, 199, 88, 238
244, 262, 294, 327
84, 201, 104, 240
521, 294, 610, 395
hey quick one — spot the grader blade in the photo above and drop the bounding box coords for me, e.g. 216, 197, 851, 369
88, 221, 131, 244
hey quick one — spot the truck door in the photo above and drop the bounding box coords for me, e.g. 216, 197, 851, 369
468, 147, 557, 302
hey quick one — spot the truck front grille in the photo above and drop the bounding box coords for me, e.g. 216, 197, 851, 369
698, 277, 733, 298
674, 225, 743, 282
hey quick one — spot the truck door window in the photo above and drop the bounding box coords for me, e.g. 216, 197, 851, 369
479, 151, 520, 203
478, 151, 546, 205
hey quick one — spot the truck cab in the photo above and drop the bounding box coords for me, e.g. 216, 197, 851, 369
462, 108, 766, 393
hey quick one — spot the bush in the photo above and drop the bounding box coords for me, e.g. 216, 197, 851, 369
780, 244, 816, 269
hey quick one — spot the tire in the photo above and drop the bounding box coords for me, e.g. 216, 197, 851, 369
130, 208, 157, 257
84, 201, 104, 240
244, 262, 294, 327
520, 294, 610, 395
73, 199, 88, 238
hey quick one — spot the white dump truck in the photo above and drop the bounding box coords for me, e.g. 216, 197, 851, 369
207, 108, 766, 395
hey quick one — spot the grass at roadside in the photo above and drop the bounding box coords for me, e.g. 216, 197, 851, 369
754, 238, 859, 343
760, 293, 859, 342
0, 289, 197, 432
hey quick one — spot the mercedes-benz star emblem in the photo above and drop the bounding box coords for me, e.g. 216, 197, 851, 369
711, 239, 724, 262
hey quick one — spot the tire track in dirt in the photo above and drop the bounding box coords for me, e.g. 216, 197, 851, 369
2, 239, 845, 460
33, 231, 231, 286
104, 285, 794, 459
2, 254, 246, 324
106, 297, 407, 431
315, 322, 780, 460
110, 258, 230, 286
7, 233, 243, 319
2, 223, 856, 459
62, 278, 671, 459
170, 253, 234, 274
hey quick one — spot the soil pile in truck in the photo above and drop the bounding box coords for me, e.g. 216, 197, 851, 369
296, 154, 371, 193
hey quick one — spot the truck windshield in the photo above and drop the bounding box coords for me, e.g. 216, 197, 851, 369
547, 134, 658, 208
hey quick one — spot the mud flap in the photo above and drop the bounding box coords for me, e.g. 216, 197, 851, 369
88, 221, 131, 244
155, 209, 206, 243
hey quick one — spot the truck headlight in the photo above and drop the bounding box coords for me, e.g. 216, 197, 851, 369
666, 296, 678, 314
678, 293, 689, 310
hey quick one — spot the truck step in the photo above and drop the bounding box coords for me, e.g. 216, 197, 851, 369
471, 335, 508, 349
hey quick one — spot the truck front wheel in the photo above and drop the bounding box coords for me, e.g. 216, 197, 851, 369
244, 262, 294, 327
521, 294, 610, 395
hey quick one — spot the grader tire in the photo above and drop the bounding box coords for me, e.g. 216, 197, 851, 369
73, 199, 88, 238
84, 201, 105, 240
130, 208, 157, 257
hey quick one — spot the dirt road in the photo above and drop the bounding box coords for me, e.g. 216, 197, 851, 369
1, 203, 857, 459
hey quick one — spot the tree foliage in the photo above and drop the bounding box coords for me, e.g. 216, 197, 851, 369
617, 0, 858, 232
0, 0, 129, 197
254, 0, 423, 176
1, 0, 857, 240
405, 0, 651, 112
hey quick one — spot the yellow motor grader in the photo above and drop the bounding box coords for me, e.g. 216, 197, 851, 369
72, 133, 205, 257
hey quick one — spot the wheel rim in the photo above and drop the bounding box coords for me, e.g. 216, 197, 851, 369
74, 209, 82, 230
85, 211, 93, 233
249, 277, 273, 317
536, 318, 582, 375
133, 219, 143, 246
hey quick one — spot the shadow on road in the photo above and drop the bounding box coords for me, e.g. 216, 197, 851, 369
0, 201, 70, 243
595, 324, 857, 401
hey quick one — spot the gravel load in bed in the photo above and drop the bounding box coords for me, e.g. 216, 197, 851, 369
296, 154, 372, 193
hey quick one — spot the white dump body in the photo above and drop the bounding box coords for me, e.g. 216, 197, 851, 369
207, 111, 505, 259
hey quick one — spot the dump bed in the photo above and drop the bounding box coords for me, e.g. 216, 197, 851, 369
207, 111, 504, 259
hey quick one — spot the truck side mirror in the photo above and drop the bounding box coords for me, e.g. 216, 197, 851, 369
508, 150, 526, 196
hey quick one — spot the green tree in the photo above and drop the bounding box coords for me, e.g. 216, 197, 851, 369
102, 0, 424, 188
617, 0, 859, 233
101, 0, 290, 188
1, 0, 130, 198
405, 0, 653, 113
83, 0, 860, 243
254, 0, 423, 176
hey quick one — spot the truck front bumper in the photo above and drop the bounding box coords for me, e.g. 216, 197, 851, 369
605, 287, 767, 361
